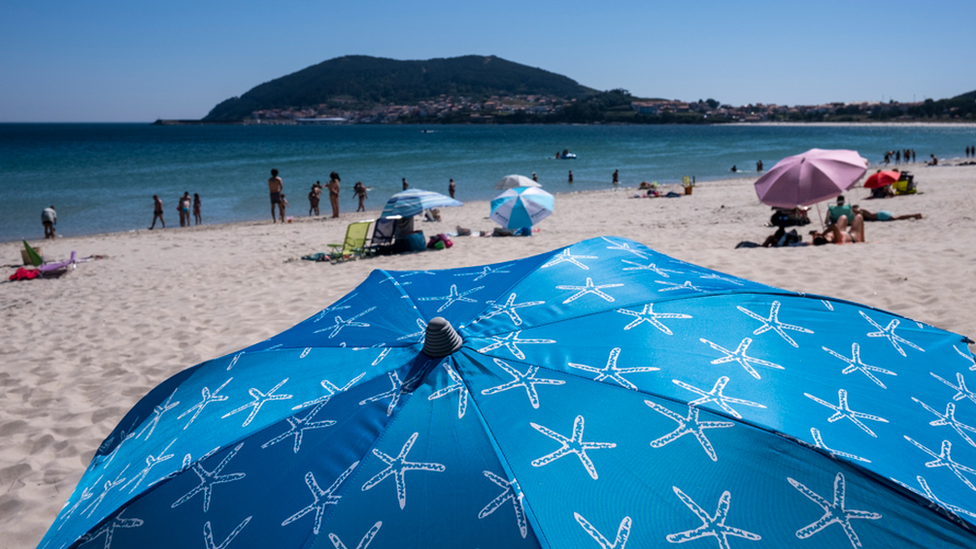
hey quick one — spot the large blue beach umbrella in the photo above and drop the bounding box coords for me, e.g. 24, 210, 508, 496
380, 189, 462, 218
41, 237, 976, 548
490, 186, 554, 229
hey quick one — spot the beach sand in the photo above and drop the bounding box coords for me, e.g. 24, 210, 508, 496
2, 164, 974, 548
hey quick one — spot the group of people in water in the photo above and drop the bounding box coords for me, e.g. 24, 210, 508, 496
149, 192, 200, 230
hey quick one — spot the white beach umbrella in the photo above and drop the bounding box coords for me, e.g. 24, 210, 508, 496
494, 174, 542, 190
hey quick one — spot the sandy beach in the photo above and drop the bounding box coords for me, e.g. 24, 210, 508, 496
2, 163, 975, 548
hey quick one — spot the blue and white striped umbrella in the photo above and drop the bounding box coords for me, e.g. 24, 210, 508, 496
381, 189, 462, 218
490, 186, 554, 229
39, 237, 976, 549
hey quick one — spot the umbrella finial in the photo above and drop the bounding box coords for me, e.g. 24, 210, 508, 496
422, 317, 463, 358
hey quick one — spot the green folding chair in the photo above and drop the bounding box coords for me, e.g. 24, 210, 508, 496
327, 220, 373, 262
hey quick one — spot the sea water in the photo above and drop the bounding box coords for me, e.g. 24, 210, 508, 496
2, 123, 975, 242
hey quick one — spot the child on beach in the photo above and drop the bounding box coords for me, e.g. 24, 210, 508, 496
309, 184, 321, 216
278, 193, 288, 222
193, 194, 202, 225
354, 182, 367, 212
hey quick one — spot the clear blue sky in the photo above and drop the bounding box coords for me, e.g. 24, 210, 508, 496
1, 0, 973, 122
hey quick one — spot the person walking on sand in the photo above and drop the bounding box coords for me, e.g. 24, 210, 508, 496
402, 177, 409, 191
353, 181, 367, 212
448, 178, 456, 199
328, 172, 341, 218
193, 193, 202, 225
150, 196, 164, 229
42, 205, 57, 238
268, 169, 283, 222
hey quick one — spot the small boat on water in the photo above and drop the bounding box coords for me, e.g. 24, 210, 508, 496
557, 149, 577, 159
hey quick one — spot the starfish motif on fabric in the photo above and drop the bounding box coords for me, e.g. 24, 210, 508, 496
282, 461, 359, 535
699, 273, 745, 286
125, 439, 176, 494
912, 398, 976, 446
329, 521, 383, 549
222, 378, 293, 427
575, 512, 631, 549
953, 344, 976, 371
810, 428, 870, 463
293, 372, 366, 411
821, 300, 835, 311
788, 473, 881, 548
455, 263, 514, 282
80, 513, 144, 549
314, 307, 376, 339
396, 318, 427, 343
541, 248, 597, 270
646, 402, 734, 462
700, 337, 784, 380
137, 390, 180, 441
476, 331, 555, 360
312, 293, 356, 323
359, 372, 405, 416
673, 376, 766, 420
428, 362, 468, 418
617, 304, 691, 335
557, 277, 624, 304
621, 259, 682, 277
171, 443, 246, 512
656, 280, 708, 293
931, 372, 976, 406
569, 347, 659, 390
666, 487, 761, 548
417, 284, 484, 313
603, 238, 649, 259
891, 475, 976, 519
805, 390, 888, 437
481, 358, 564, 409
479, 471, 527, 538
203, 517, 251, 549
83, 467, 128, 518
822, 343, 897, 389
361, 432, 446, 509
262, 403, 337, 452
530, 415, 616, 480
860, 311, 924, 357
179, 378, 233, 430
737, 301, 813, 348
475, 293, 545, 326
905, 436, 976, 491
57, 481, 98, 529
100, 430, 136, 468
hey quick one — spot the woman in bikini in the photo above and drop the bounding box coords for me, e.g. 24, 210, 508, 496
810, 214, 866, 245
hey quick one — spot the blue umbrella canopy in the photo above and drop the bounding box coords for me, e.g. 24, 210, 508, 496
490, 187, 554, 229
41, 237, 976, 549
380, 189, 462, 218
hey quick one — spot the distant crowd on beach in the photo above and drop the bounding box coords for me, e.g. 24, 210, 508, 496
270, 169, 373, 223
149, 192, 201, 230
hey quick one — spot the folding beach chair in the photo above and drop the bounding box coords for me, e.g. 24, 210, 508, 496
22, 240, 76, 277
328, 220, 373, 262
364, 216, 400, 256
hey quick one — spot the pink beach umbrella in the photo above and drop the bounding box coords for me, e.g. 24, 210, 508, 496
754, 148, 868, 208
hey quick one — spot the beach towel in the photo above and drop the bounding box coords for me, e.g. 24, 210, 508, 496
9, 267, 41, 281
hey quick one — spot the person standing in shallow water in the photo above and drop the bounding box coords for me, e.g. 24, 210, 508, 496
328, 172, 341, 218
193, 194, 202, 225
448, 179, 456, 199
612, 169, 619, 185
568, 170, 573, 183
402, 178, 409, 191
268, 169, 283, 223
353, 181, 367, 212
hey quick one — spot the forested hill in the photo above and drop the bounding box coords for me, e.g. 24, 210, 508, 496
203, 55, 594, 121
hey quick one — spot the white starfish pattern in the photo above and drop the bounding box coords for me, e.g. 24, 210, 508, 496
810, 428, 870, 463
860, 311, 924, 357
225, 352, 245, 371
953, 344, 976, 371
575, 513, 631, 549
557, 277, 624, 304
56, 480, 97, 529
311, 293, 355, 323
904, 436, 976, 491
530, 415, 616, 480
179, 378, 233, 430
171, 443, 246, 512
656, 280, 708, 293
821, 300, 835, 311
203, 517, 251, 549
481, 358, 564, 409
221, 378, 293, 427
136, 391, 179, 441
396, 318, 427, 343
666, 487, 761, 548
79, 513, 144, 549
372, 347, 391, 366
479, 471, 527, 538
805, 390, 888, 437
476, 331, 555, 360
125, 439, 176, 494
569, 347, 659, 390
700, 338, 784, 380
282, 461, 359, 534
912, 398, 976, 446
822, 343, 897, 389
788, 473, 881, 548
101, 430, 136, 468
542, 248, 597, 270
417, 284, 484, 312
699, 273, 745, 286
314, 307, 377, 339
603, 238, 649, 259
475, 293, 545, 326
646, 402, 734, 462
359, 372, 405, 416
621, 259, 682, 277
293, 372, 367, 411
83, 467, 128, 518
673, 376, 766, 420
455, 263, 514, 282
891, 475, 976, 519
361, 432, 446, 509
617, 304, 692, 335
427, 362, 468, 418
737, 301, 813, 348
329, 522, 382, 549
931, 372, 976, 405
262, 403, 337, 453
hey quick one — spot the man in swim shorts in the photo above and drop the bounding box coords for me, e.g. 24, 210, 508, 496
852, 205, 922, 222
268, 169, 283, 223
42, 205, 57, 238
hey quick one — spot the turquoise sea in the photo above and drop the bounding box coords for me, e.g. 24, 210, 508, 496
2, 123, 975, 243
